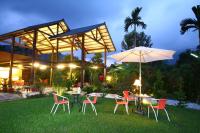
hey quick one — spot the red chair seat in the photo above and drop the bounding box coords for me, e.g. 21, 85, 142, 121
56, 100, 68, 104
83, 100, 96, 104
127, 97, 135, 101
116, 101, 128, 104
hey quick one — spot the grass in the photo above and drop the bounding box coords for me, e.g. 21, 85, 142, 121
0, 95, 200, 133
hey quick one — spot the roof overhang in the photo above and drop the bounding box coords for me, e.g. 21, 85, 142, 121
50, 22, 116, 54
0, 19, 69, 54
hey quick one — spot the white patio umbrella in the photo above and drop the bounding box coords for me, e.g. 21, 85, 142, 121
110, 46, 175, 94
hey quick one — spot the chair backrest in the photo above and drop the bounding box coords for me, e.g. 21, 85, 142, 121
123, 90, 129, 99
53, 93, 58, 103
93, 96, 97, 103
87, 95, 97, 104
157, 99, 167, 109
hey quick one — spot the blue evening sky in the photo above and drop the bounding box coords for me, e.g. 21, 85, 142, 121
0, 0, 199, 65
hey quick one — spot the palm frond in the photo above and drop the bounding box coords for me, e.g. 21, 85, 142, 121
192, 5, 200, 21
181, 25, 198, 34
137, 21, 147, 29
131, 7, 142, 19
180, 18, 197, 34
180, 18, 196, 27
124, 17, 132, 32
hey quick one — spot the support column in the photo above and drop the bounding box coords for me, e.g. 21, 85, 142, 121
30, 30, 37, 84
80, 35, 85, 89
104, 47, 107, 82
71, 45, 74, 61
8, 36, 15, 89
70, 42, 74, 79
50, 48, 54, 86
56, 24, 59, 63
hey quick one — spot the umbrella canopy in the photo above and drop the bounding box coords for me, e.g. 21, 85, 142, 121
110, 46, 175, 94
110, 46, 175, 63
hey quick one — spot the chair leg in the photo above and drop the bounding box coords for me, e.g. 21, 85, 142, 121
150, 106, 158, 122
92, 104, 97, 116
157, 109, 159, 118
68, 103, 70, 114
90, 103, 94, 111
148, 107, 149, 118
63, 104, 65, 111
125, 104, 129, 115
50, 104, 56, 113
82, 103, 84, 112
83, 103, 86, 113
114, 104, 119, 114
53, 104, 60, 115
84, 103, 86, 114
164, 109, 170, 122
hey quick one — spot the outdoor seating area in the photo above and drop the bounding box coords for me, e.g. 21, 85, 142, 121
0, 95, 200, 133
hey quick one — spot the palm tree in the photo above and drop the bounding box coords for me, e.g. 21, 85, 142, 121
180, 5, 200, 46
124, 7, 146, 47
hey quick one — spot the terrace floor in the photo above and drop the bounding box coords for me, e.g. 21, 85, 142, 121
0, 96, 200, 133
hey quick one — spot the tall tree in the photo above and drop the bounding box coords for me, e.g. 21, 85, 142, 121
180, 5, 200, 47
122, 31, 153, 50
124, 7, 146, 47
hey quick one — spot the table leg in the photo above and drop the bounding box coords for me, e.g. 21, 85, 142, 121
136, 97, 144, 115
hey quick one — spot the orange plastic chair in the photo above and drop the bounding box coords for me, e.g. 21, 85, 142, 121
50, 93, 70, 115
123, 90, 136, 105
82, 94, 97, 115
148, 99, 170, 122
114, 95, 129, 115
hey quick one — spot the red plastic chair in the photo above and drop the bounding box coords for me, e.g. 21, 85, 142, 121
123, 90, 136, 105
114, 95, 129, 115
50, 93, 70, 115
82, 94, 97, 115
148, 99, 170, 122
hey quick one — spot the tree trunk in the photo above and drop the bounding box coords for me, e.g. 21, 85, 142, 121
134, 25, 137, 48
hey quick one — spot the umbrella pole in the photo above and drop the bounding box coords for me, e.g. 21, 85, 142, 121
139, 52, 142, 95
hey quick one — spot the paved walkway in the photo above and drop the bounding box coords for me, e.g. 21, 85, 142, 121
0, 93, 22, 101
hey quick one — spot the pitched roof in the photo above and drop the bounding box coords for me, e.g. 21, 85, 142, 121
0, 20, 116, 54
50, 23, 104, 38
50, 22, 116, 53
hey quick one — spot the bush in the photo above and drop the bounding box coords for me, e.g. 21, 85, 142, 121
83, 85, 102, 94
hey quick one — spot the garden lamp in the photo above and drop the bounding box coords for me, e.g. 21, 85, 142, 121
134, 79, 141, 94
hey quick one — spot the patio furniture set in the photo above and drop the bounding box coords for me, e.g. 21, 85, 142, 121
50, 89, 170, 122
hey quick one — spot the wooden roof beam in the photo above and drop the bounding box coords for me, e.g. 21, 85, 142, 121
48, 26, 55, 36
39, 31, 55, 49
96, 27, 110, 52
38, 30, 52, 36
39, 45, 72, 52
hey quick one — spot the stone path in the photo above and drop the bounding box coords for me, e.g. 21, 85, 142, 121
0, 93, 22, 101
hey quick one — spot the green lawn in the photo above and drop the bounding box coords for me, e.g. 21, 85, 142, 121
0, 96, 200, 133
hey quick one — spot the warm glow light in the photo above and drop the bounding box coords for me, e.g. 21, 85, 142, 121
0, 67, 21, 80
142, 98, 150, 105
106, 76, 112, 82
134, 79, 141, 86
17, 64, 23, 69
33, 62, 40, 67
69, 63, 78, 69
0, 71, 9, 78
91, 66, 98, 69
57, 64, 65, 69
12, 77, 19, 81
40, 65, 47, 70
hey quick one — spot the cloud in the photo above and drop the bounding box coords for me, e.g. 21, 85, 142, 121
0, 9, 47, 34
0, 0, 199, 54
